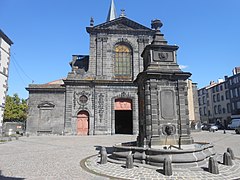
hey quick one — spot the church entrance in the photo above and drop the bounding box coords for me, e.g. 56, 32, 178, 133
115, 99, 133, 134
77, 111, 89, 135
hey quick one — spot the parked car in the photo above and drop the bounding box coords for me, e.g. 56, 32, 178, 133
201, 123, 209, 130
201, 123, 218, 131
2, 122, 25, 136
228, 119, 240, 129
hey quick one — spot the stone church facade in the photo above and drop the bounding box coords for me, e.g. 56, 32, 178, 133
26, 1, 199, 135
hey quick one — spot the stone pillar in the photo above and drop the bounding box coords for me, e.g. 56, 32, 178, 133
163, 157, 172, 176
64, 86, 74, 134
88, 34, 97, 76
102, 37, 108, 76
126, 151, 134, 169
96, 37, 102, 76
100, 147, 107, 164
144, 82, 152, 144
208, 157, 219, 174
223, 152, 233, 166
150, 81, 159, 137
227, 147, 235, 160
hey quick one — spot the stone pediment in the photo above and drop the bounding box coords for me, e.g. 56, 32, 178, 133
108, 23, 135, 30
87, 17, 153, 33
38, 102, 55, 109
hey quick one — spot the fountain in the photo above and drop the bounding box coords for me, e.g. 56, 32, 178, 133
110, 19, 215, 168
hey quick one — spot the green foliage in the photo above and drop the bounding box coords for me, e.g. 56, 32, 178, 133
3, 94, 28, 122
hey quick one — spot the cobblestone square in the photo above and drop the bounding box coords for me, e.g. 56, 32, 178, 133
0, 130, 240, 179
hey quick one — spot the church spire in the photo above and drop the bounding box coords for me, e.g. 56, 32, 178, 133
106, 0, 117, 21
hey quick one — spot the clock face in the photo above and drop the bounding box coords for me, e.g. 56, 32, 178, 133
79, 95, 88, 104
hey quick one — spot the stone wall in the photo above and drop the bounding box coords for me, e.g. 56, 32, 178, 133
26, 86, 65, 134
88, 33, 152, 81
64, 82, 138, 135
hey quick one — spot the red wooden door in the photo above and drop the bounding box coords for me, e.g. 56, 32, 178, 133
77, 111, 89, 135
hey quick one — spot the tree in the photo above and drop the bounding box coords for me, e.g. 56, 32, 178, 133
3, 94, 28, 122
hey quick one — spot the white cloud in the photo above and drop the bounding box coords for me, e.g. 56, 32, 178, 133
179, 65, 188, 70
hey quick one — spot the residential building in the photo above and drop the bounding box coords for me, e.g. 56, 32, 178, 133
0, 30, 13, 128
228, 67, 240, 116
198, 68, 240, 127
187, 79, 200, 128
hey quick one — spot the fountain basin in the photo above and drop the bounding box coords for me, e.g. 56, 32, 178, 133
110, 141, 216, 168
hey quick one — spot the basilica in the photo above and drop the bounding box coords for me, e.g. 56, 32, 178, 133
26, 0, 200, 135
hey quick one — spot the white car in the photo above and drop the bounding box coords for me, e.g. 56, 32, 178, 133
209, 124, 218, 132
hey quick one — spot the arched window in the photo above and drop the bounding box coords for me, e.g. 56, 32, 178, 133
114, 44, 132, 77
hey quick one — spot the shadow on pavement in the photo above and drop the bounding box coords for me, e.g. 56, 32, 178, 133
0, 171, 24, 180
94, 145, 114, 154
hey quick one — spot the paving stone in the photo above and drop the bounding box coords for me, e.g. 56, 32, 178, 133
1, 131, 240, 179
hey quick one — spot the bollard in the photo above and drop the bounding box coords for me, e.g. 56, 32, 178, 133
100, 147, 107, 164
15, 136, 19, 140
208, 157, 219, 174
126, 151, 133, 169
163, 156, 172, 176
26, 133, 29, 137
223, 152, 233, 166
8, 137, 12, 141
223, 129, 226, 134
227, 147, 235, 160
141, 151, 146, 164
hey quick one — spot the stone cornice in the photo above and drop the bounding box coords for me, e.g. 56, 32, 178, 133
63, 79, 137, 87
26, 84, 65, 92
135, 71, 192, 83
86, 17, 155, 36
0, 30, 13, 45
86, 27, 155, 35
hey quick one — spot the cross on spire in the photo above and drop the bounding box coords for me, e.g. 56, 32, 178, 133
106, 0, 117, 21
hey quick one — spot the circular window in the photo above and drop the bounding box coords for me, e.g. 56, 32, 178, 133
79, 95, 88, 103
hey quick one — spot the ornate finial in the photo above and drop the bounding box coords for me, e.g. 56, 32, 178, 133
120, 9, 126, 17
150, 19, 167, 45
90, 17, 94, 27
151, 19, 163, 31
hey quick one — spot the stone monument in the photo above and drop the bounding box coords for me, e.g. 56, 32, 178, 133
136, 19, 193, 147
110, 19, 215, 168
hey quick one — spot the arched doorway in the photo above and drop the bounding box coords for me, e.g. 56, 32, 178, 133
115, 99, 133, 134
77, 111, 89, 135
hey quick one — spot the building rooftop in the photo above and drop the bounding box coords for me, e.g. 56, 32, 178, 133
0, 29, 13, 45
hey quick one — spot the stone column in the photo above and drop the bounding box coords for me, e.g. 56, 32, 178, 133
96, 37, 102, 76
144, 81, 152, 142
64, 85, 74, 134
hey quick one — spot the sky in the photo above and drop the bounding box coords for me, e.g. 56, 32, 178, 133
1, 0, 240, 99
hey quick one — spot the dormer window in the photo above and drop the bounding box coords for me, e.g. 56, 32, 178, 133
114, 44, 132, 78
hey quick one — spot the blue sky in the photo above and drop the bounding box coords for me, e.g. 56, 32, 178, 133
1, 0, 240, 99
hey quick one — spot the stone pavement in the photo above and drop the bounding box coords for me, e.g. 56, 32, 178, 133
0, 130, 240, 179
84, 155, 240, 180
